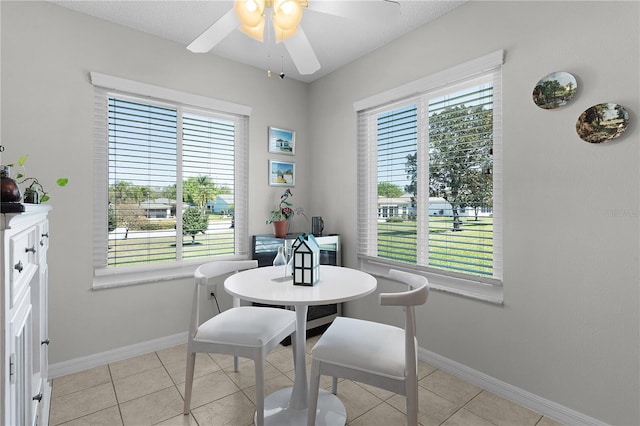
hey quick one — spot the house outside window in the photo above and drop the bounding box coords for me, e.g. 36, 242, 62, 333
356, 51, 504, 303
91, 73, 250, 287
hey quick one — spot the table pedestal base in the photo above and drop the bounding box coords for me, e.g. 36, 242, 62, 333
257, 387, 346, 426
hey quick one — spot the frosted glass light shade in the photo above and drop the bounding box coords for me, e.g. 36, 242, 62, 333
234, 0, 303, 43
273, 0, 303, 31
239, 20, 265, 41
235, 0, 266, 41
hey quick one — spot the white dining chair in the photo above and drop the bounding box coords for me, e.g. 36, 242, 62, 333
307, 269, 428, 426
183, 260, 297, 426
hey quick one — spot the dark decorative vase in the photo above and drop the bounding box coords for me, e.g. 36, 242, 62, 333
1, 166, 21, 202
273, 221, 288, 238
1, 165, 25, 213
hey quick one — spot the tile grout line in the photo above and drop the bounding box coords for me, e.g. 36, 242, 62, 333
158, 348, 215, 424
154, 349, 188, 426
106, 362, 126, 426
49, 371, 119, 426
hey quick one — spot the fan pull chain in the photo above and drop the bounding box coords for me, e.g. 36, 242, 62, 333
266, 13, 272, 77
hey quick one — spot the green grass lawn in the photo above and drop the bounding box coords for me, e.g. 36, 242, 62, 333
108, 232, 235, 266
378, 216, 493, 277
108, 215, 234, 267
108, 215, 493, 276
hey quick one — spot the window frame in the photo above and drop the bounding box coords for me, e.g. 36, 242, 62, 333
90, 73, 251, 289
355, 51, 504, 304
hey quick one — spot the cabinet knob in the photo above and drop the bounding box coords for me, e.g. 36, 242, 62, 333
41, 232, 49, 238
41, 339, 50, 346
25, 246, 36, 254
32, 393, 43, 402
14, 261, 23, 273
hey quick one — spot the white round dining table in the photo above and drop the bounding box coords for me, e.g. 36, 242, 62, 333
224, 265, 377, 426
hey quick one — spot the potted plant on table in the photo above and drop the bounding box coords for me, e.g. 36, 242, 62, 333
9, 154, 68, 203
266, 189, 294, 238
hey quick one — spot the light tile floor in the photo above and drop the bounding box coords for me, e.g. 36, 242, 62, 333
49, 334, 563, 426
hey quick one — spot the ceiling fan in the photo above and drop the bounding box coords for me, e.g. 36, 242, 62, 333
187, 0, 398, 76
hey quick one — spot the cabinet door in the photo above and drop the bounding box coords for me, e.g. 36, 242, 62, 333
9, 227, 37, 308
9, 292, 33, 426
37, 261, 49, 387
35, 219, 50, 411
29, 262, 45, 408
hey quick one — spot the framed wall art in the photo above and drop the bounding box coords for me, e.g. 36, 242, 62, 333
576, 103, 630, 143
532, 71, 577, 110
268, 126, 295, 155
269, 160, 295, 187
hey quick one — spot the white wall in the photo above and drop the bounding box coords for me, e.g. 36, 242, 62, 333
2, 1, 639, 424
1, 1, 313, 361
308, 1, 639, 425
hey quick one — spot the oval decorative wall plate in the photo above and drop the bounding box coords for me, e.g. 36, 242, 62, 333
532, 71, 578, 109
576, 103, 630, 143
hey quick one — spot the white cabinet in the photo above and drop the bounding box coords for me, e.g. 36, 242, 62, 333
2, 205, 51, 426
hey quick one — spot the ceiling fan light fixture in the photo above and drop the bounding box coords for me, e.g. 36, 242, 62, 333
187, 0, 318, 75
235, 0, 266, 28
273, 0, 303, 26
235, 0, 304, 43
239, 20, 265, 41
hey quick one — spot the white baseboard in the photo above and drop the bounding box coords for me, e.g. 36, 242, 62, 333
48, 332, 188, 379
418, 347, 609, 426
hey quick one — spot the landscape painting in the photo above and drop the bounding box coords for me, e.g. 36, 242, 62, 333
576, 103, 629, 143
532, 71, 577, 109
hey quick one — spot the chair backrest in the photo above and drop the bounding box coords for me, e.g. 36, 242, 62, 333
195, 260, 258, 285
189, 260, 258, 339
380, 270, 428, 308
380, 269, 428, 382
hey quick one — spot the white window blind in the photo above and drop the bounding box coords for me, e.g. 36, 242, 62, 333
91, 74, 249, 286
107, 97, 178, 266
356, 51, 504, 303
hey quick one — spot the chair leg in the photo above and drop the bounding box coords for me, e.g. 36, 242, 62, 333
183, 352, 196, 414
254, 357, 265, 426
307, 360, 321, 426
406, 377, 418, 426
233, 355, 239, 372
332, 376, 338, 395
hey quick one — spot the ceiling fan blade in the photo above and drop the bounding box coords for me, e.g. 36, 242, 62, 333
187, 9, 239, 53
307, 0, 399, 22
283, 27, 321, 75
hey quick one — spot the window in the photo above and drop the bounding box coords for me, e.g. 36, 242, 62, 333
91, 73, 250, 287
356, 51, 504, 303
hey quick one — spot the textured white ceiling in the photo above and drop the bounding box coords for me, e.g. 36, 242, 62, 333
50, 0, 465, 83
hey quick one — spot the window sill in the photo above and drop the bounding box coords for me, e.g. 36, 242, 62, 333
93, 256, 247, 290
358, 255, 504, 305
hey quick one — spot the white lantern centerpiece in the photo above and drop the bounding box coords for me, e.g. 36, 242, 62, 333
292, 233, 320, 286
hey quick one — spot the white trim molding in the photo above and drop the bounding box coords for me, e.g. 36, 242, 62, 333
48, 332, 188, 379
418, 347, 609, 426
90, 72, 252, 116
354, 49, 504, 113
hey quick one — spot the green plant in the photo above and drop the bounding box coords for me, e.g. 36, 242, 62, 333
266, 188, 294, 224
9, 155, 68, 202
183, 206, 209, 244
